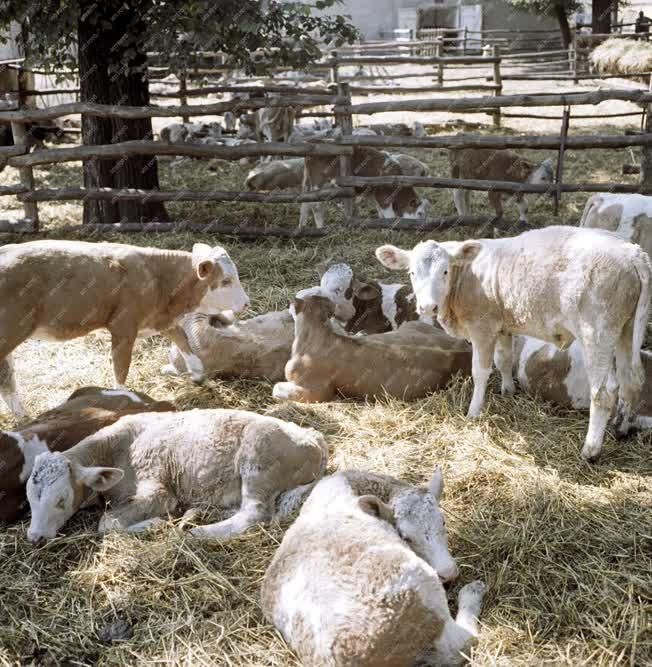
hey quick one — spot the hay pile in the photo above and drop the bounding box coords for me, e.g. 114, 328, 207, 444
0, 135, 651, 666
591, 37, 652, 76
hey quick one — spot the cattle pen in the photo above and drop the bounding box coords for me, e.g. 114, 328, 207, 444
0, 34, 651, 667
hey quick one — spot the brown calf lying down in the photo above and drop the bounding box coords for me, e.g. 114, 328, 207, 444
449, 147, 554, 223
273, 295, 471, 403
0, 386, 174, 523
0, 240, 248, 416
300, 147, 431, 228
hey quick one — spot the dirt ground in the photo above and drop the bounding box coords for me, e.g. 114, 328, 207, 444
0, 75, 650, 667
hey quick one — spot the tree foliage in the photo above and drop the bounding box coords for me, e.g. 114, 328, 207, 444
0, 0, 358, 75
503, 0, 580, 21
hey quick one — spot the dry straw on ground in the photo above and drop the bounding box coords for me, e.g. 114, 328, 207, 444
0, 126, 651, 666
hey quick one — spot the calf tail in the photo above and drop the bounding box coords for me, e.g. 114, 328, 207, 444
631, 250, 652, 367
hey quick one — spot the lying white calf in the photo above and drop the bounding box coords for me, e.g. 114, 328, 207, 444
26, 409, 327, 544
262, 470, 485, 667
162, 310, 295, 382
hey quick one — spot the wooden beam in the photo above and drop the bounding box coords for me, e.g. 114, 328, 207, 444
334, 55, 499, 65
8, 140, 352, 168
0, 184, 29, 195
338, 89, 652, 115
337, 175, 644, 194
554, 107, 571, 215
18, 186, 354, 204
50, 222, 329, 238
335, 133, 652, 150
348, 84, 501, 94
151, 83, 337, 98
0, 95, 346, 122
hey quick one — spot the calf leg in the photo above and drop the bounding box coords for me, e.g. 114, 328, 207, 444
468, 337, 497, 417
162, 325, 204, 382
272, 381, 335, 403
99, 494, 175, 533
516, 194, 528, 224
452, 188, 467, 216
417, 580, 486, 666
0, 355, 27, 419
298, 203, 311, 228
312, 202, 326, 229
613, 321, 645, 437
488, 191, 503, 219
581, 344, 618, 461
494, 334, 515, 396
108, 324, 138, 388
190, 483, 272, 540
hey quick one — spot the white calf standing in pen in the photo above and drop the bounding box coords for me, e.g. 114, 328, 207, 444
377, 226, 651, 461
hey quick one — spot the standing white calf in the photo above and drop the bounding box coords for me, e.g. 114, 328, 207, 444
262, 470, 485, 667
25, 409, 328, 544
579, 193, 652, 259
376, 226, 651, 461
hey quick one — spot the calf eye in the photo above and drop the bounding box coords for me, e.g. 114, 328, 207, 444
443, 270, 448, 276
56, 498, 65, 510
222, 278, 233, 287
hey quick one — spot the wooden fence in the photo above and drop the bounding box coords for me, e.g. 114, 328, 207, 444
1, 81, 651, 236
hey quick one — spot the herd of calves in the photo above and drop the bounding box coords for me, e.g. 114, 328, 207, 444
1, 190, 651, 666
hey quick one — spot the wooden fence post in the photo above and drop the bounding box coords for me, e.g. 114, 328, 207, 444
570, 37, 578, 84
330, 50, 339, 85
11, 64, 38, 230
336, 82, 355, 222
435, 40, 444, 86
554, 106, 570, 215
641, 78, 652, 194
492, 45, 502, 128
179, 72, 189, 123
463, 27, 468, 55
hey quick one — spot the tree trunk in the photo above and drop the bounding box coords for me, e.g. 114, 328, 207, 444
592, 0, 613, 34
553, 2, 572, 49
78, 0, 168, 224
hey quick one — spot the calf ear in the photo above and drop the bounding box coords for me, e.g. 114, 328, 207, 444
450, 241, 482, 264
375, 245, 411, 271
358, 495, 395, 525
76, 465, 124, 492
427, 467, 444, 501
292, 298, 305, 315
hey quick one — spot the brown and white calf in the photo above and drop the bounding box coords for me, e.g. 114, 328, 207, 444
162, 310, 295, 383
299, 147, 432, 228
0, 386, 174, 523
514, 337, 652, 430
262, 470, 486, 667
579, 193, 652, 259
385, 152, 429, 177
449, 147, 554, 223
317, 261, 419, 334
25, 409, 327, 544
273, 295, 471, 403
377, 226, 651, 461
0, 241, 249, 417
245, 158, 304, 191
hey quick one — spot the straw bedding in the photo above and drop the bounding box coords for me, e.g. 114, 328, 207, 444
0, 131, 651, 666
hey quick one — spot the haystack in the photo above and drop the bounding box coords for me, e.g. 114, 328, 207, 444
591, 37, 652, 75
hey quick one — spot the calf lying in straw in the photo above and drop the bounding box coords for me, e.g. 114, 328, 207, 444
0, 386, 174, 523
273, 295, 471, 403
26, 409, 327, 544
449, 147, 554, 223
262, 469, 486, 667
162, 310, 295, 383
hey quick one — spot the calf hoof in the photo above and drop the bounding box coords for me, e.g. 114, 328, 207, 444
160, 364, 180, 376
458, 580, 487, 605
580, 444, 602, 463
501, 384, 516, 397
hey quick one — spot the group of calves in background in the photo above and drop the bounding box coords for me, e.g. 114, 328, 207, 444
0, 189, 650, 666
159, 112, 556, 227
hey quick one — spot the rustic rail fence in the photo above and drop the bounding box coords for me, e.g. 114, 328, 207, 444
2, 61, 651, 237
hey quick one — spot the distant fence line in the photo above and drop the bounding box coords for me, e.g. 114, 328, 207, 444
0, 81, 651, 236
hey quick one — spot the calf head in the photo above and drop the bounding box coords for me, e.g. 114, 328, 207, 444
193, 243, 250, 315
391, 468, 458, 582
317, 261, 379, 324
376, 240, 482, 321
291, 294, 336, 324
401, 195, 432, 220
527, 157, 555, 186
291, 287, 354, 324
26, 452, 123, 544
